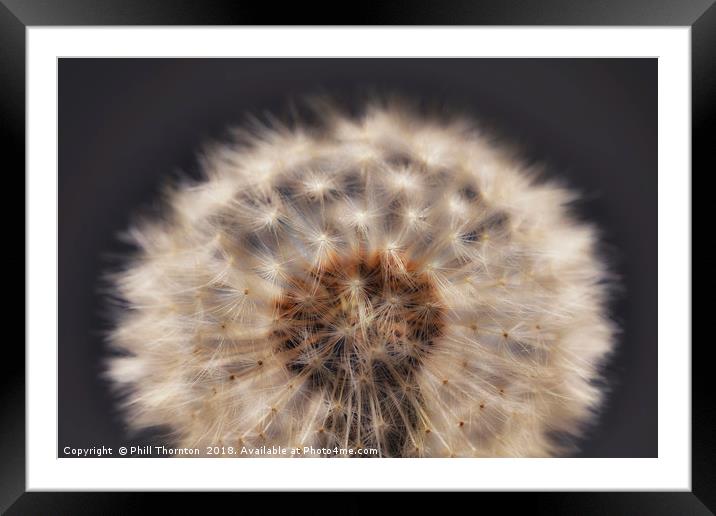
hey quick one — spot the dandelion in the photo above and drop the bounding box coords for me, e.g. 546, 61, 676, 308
106, 101, 614, 457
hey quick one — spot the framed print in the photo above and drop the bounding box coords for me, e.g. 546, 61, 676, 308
5, 0, 708, 512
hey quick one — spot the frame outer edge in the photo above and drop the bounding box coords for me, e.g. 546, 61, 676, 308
692, 2, 716, 512
0, 0, 27, 512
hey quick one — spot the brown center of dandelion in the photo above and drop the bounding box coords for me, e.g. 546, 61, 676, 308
272, 250, 444, 456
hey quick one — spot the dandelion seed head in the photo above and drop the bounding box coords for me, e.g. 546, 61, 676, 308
106, 101, 615, 457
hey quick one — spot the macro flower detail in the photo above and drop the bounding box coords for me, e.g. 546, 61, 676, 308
107, 103, 614, 457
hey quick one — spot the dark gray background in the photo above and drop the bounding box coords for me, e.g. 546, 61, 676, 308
58, 58, 657, 457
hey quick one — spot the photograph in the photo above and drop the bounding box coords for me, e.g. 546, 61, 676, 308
58, 57, 657, 459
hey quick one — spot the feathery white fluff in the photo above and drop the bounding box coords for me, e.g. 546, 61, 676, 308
107, 101, 614, 457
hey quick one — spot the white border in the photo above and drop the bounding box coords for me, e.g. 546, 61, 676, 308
27, 27, 691, 490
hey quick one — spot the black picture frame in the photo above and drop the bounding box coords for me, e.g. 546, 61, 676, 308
4, 1, 707, 512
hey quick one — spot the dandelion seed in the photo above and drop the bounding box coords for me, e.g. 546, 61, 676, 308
106, 101, 615, 457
